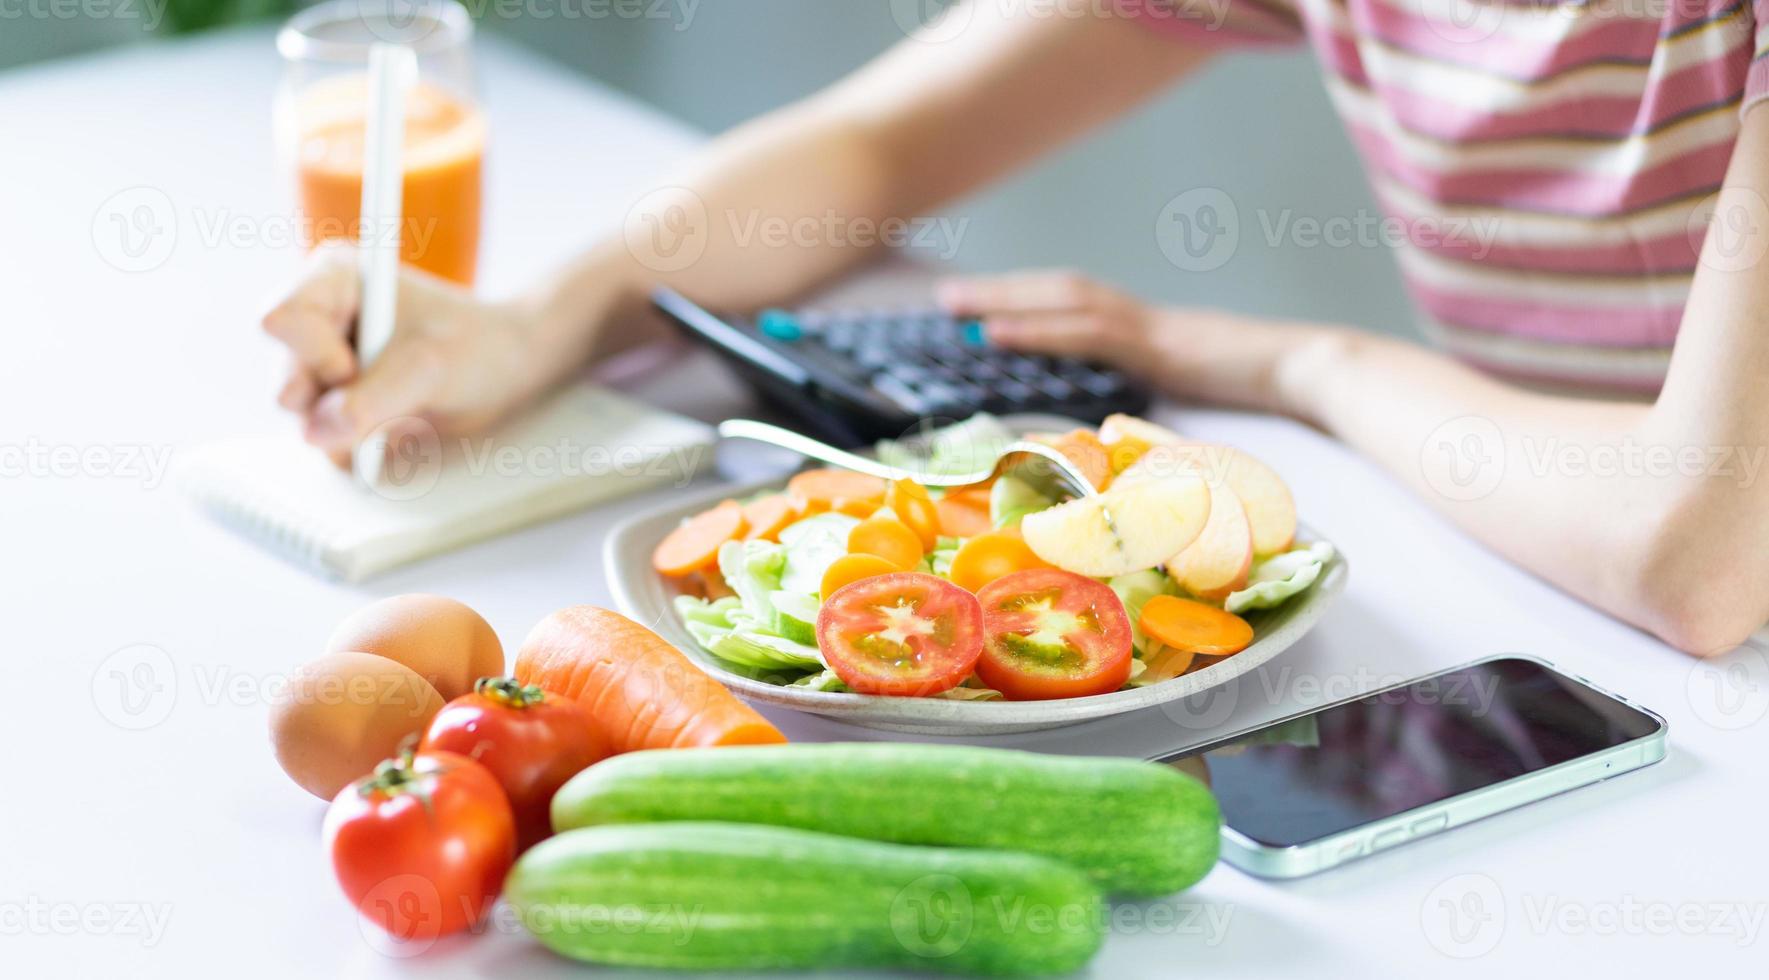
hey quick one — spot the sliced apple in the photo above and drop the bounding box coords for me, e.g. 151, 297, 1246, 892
1097, 414, 1178, 475
1165, 480, 1254, 599
1104, 415, 1297, 555
1020, 475, 1211, 578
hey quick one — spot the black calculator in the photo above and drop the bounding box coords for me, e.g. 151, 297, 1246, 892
652, 287, 1150, 446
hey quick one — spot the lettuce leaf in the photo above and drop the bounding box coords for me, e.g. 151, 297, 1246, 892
708, 630, 823, 671
777, 512, 861, 595
789, 669, 851, 692
990, 475, 1054, 529
1109, 569, 1176, 654
1224, 542, 1335, 614
875, 414, 1015, 479
925, 535, 962, 578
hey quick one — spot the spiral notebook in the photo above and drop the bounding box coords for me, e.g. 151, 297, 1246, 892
180, 385, 715, 581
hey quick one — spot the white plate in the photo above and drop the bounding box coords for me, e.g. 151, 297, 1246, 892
603, 420, 1348, 735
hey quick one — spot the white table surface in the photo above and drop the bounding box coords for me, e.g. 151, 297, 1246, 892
5, 25, 1766, 980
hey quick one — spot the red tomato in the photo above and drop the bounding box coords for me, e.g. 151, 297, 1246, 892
421, 677, 610, 850
323, 750, 515, 942
975, 569, 1133, 700
816, 572, 984, 696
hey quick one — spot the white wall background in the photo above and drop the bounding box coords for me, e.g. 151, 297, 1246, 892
4, 1, 1420, 337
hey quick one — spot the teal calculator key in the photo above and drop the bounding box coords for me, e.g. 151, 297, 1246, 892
960, 320, 986, 346
756, 309, 803, 341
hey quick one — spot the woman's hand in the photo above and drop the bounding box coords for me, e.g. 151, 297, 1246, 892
937, 270, 1330, 414
261, 244, 585, 466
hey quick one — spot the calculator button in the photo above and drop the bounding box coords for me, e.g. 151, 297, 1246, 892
960, 320, 987, 347
824, 323, 860, 352
1034, 376, 1077, 400
1075, 370, 1124, 398
756, 310, 803, 342
873, 374, 930, 414
853, 346, 895, 371
996, 379, 1037, 405
916, 382, 965, 414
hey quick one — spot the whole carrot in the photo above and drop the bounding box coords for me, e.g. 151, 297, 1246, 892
514, 606, 786, 754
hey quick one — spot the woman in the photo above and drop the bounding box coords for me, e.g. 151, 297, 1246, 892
261, 1, 1769, 656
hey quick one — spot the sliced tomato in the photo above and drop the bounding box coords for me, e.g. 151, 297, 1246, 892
816, 572, 984, 696
975, 569, 1133, 700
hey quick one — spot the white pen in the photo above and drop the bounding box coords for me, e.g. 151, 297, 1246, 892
352, 42, 417, 487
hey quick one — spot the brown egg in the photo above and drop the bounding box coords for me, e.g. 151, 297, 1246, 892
324, 594, 505, 701
270, 652, 446, 799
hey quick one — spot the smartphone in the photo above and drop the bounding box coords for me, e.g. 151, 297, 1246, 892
1156, 655, 1667, 879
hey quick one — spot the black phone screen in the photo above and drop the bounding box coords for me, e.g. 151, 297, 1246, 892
1158, 658, 1663, 847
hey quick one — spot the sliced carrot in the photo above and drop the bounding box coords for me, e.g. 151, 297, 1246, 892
652, 499, 747, 577
1106, 436, 1154, 475
948, 532, 1050, 594
515, 606, 787, 752
832, 496, 881, 518
786, 468, 887, 513
1139, 596, 1254, 657
820, 553, 902, 599
936, 493, 992, 538
740, 494, 799, 543
885, 479, 941, 550
847, 515, 924, 570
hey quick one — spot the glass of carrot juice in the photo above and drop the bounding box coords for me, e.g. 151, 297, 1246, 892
275, 0, 485, 286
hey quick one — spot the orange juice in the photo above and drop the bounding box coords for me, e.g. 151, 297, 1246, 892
293, 74, 484, 285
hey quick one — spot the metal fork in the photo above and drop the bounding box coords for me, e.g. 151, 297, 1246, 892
718, 419, 1099, 499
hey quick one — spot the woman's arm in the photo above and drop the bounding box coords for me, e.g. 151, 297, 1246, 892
264, 5, 1211, 460
947, 108, 1769, 658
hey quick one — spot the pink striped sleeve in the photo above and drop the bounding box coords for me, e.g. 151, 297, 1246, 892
1114, 0, 1303, 49
1750, 4, 1769, 114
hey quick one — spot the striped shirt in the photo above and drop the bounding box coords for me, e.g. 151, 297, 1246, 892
1122, 0, 1769, 389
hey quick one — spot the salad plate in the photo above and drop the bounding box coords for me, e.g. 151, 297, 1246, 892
604, 415, 1348, 736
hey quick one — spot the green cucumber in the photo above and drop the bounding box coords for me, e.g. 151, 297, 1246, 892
508, 822, 1104, 976
767, 589, 820, 645
552, 743, 1220, 896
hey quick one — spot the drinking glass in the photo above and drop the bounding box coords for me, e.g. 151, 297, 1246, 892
275, 0, 485, 285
